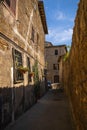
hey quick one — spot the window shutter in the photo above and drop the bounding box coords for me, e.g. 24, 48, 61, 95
4, 0, 10, 7
11, 0, 16, 14
12, 48, 15, 83
4, 0, 16, 15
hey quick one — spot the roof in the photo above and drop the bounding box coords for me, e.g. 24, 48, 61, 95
45, 41, 53, 47
45, 44, 67, 52
38, 1, 48, 34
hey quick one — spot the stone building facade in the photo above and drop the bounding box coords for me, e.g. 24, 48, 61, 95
0, 0, 48, 127
45, 42, 67, 84
63, 0, 87, 129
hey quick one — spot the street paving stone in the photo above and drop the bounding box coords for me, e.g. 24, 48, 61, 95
5, 89, 75, 130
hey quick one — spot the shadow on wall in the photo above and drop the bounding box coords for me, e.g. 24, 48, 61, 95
0, 78, 48, 129
0, 84, 41, 129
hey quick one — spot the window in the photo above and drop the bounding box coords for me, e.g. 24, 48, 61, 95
12, 49, 23, 83
27, 57, 32, 82
55, 50, 58, 55
5, 0, 10, 6
53, 64, 59, 70
4, 0, 16, 15
31, 27, 35, 42
53, 64, 57, 70
58, 64, 59, 70
54, 75, 59, 83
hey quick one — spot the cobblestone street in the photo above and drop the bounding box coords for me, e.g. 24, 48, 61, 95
5, 89, 75, 130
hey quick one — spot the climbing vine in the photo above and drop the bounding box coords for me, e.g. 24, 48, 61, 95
63, 45, 71, 61
33, 60, 40, 99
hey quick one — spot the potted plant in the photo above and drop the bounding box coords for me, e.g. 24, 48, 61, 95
29, 72, 34, 77
17, 66, 29, 73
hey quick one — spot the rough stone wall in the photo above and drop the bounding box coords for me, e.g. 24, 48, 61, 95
63, 0, 87, 130
59, 58, 63, 84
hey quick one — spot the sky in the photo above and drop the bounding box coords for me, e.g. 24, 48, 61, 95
43, 0, 80, 46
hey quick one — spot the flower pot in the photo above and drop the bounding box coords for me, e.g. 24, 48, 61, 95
29, 72, 34, 77
17, 66, 29, 74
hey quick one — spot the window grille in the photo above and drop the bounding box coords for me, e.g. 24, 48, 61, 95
12, 48, 23, 83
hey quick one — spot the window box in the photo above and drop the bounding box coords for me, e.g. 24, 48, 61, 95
29, 72, 34, 77
17, 66, 29, 74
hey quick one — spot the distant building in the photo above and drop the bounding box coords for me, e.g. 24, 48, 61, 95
0, 0, 48, 127
58, 55, 65, 86
45, 41, 53, 47
45, 42, 67, 84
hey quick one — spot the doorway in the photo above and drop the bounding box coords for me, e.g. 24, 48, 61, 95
54, 75, 59, 83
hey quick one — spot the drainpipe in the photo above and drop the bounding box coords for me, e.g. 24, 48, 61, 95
23, 53, 27, 111
11, 67, 14, 122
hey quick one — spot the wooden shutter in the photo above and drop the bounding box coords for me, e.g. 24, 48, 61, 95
11, 0, 16, 14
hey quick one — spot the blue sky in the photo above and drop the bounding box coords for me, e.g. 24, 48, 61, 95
43, 0, 80, 46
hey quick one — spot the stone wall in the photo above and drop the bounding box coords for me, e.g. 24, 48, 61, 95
63, 0, 87, 130
0, 0, 47, 127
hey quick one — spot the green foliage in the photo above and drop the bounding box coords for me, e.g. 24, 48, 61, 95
33, 60, 39, 84
63, 45, 71, 61
33, 60, 40, 98
67, 45, 71, 52
63, 52, 69, 61
17, 66, 29, 73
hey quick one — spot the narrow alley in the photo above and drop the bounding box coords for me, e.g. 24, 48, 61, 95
0, 0, 87, 129
5, 89, 75, 130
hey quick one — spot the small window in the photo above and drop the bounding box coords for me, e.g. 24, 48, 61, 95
53, 64, 57, 70
12, 49, 23, 83
55, 50, 58, 55
31, 27, 35, 42
58, 64, 59, 70
4, 0, 16, 15
53, 64, 59, 70
54, 75, 59, 83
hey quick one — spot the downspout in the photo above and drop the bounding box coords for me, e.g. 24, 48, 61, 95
11, 67, 14, 122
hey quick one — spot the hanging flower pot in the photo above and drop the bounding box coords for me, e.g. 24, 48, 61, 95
29, 72, 34, 77
17, 66, 29, 74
